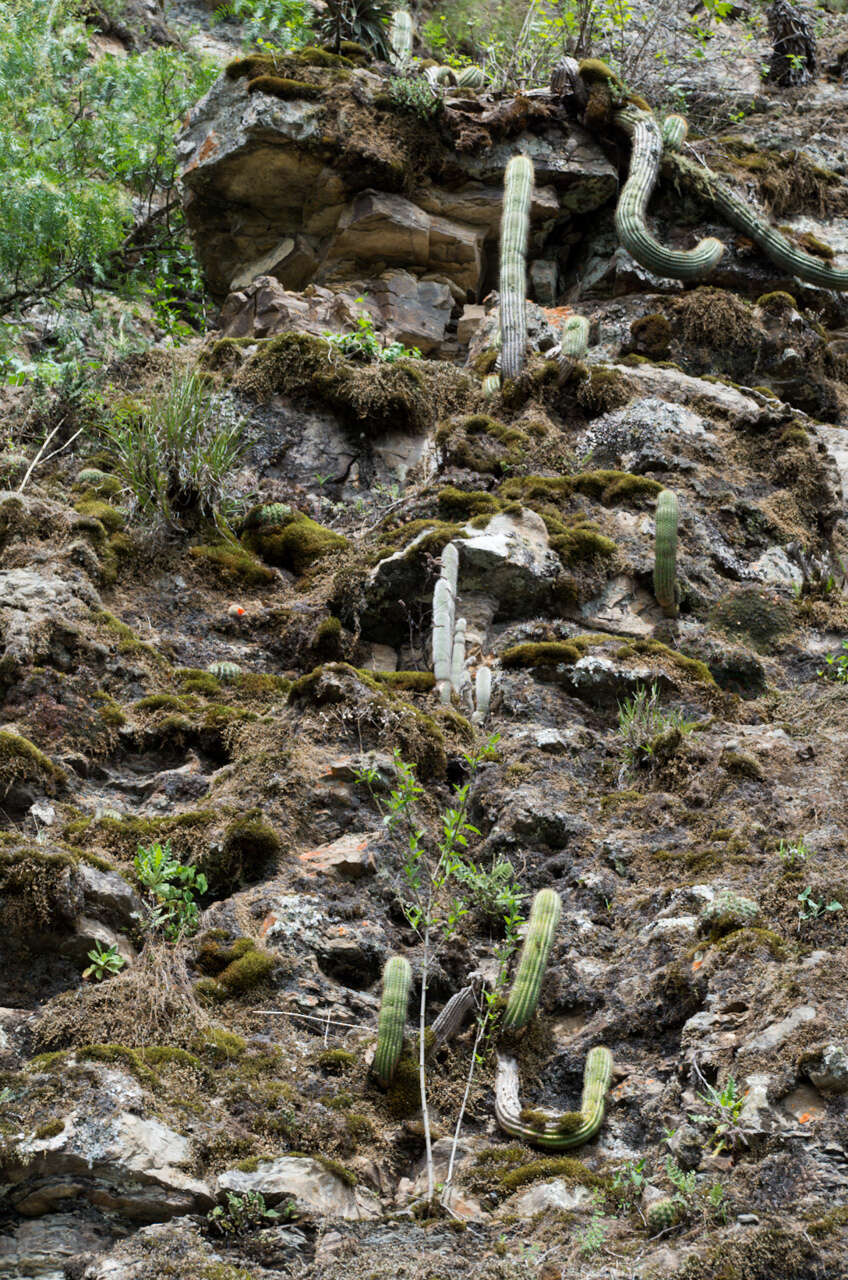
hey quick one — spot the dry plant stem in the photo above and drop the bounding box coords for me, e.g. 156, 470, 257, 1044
419, 924, 434, 1204
441, 1006, 486, 1213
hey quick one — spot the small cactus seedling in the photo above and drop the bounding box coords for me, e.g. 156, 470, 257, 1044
646, 1197, 681, 1234
494, 1045, 614, 1149
660, 113, 688, 151
653, 489, 679, 616
374, 955, 411, 1086
499, 155, 534, 380
560, 314, 589, 361
503, 887, 562, 1030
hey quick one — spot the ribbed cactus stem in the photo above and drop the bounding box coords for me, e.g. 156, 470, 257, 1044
499, 155, 534, 380
456, 65, 486, 89
653, 489, 679, 617
441, 542, 458, 597
450, 616, 467, 696
646, 1197, 681, 1234
432, 578, 454, 705
474, 666, 491, 723
560, 314, 589, 362
425, 64, 454, 86
661, 114, 688, 151
389, 9, 414, 65
373, 955, 411, 1086
494, 1046, 613, 1149
614, 107, 725, 281
482, 373, 501, 396
503, 887, 562, 1030
665, 146, 848, 291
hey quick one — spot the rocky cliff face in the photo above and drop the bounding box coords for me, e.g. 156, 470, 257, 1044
2, 6, 848, 1280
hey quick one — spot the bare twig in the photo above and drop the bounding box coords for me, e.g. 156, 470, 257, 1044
17, 419, 84, 494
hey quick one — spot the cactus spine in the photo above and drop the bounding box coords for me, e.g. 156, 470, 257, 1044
389, 9, 414, 66
653, 489, 679, 616
614, 107, 725, 281
494, 1045, 613, 1149
503, 887, 562, 1030
665, 145, 848, 291
374, 955, 411, 1086
499, 155, 534, 380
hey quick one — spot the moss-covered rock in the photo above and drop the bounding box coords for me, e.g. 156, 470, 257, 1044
711, 586, 794, 651
241, 506, 347, 575
0, 731, 66, 794
189, 542, 277, 587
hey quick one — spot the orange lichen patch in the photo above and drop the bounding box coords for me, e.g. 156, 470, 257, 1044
543, 306, 574, 325
184, 131, 220, 174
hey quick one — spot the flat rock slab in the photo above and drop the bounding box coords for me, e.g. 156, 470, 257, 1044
217, 1156, 380, 1220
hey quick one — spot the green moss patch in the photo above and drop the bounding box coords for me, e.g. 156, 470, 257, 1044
0, 731, 66, 793
501, 471, 661, 508
247, 76, 322, 100
242, 506, 347, 574
189, 542, 276, 587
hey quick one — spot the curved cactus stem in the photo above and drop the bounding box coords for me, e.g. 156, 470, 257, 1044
494, 1046, 613, 1149
374, 955, 412, 1086
425, 64, 455, 87
665, 147, 848, 291
499, 155, 534, 380
389, 9, 414, 66
503, 887, 562, 1030
614, 107, 725, 281
654, 488, 679, 617
661, 113, 688, 151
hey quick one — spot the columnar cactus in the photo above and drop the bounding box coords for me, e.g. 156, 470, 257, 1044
559, 314, 590, 368
373, 955, 411, 1086
503, 887, 562, 1030
653, 489, 679, 617
665, 146, 848, 291
494, 1045, 614, 1149
613, 106, 725, 281
432, 577, 455, 706
450, 616, 469, 701
389, 9, 414, 66
482, 372, 501, 397
499, 155, 534, 380
473, 666, 492, 725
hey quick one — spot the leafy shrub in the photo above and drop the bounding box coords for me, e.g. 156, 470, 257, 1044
214, 0, 313, 48
324, 306, 421, 362
207, 1189, 290, 1235
315, 0, 392, 57
134, 841, 207, 941
100, 368, 249, 525
0, 2, 217, 309
387, 75, 442, 119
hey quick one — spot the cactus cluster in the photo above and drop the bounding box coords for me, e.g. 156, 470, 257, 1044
503, 887, 562, 1030
388, 9, 413, 66
499, 155, 534, 381
613, 106, 725, 282
653, 489, 679, 617
431, 543, 491, 722
373, 955, 411, 1086
494, 1045, 614, 1150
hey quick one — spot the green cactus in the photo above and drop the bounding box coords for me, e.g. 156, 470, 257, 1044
76, 467, 113, 487
481, 372, 501, 396
653, 489, 679, 617
646, 1197, 681, 1234
473, 665, 492, 725
499, 154, 534, 380
252, 503, 292, 527
494, 1045, 614, 1149
208, 660, 242, 682
613, 106, 725, 281
665, 145, 848, 291
560, 314, 590, 364
389, 9, 413, 65
503, 887, 562, 1030
456, 65, 486, 89
374, 955, 411, 1086
660, 113, 688, 151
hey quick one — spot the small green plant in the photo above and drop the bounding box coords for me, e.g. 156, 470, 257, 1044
576, 1193, 608, 1255
819, 640, 848, 682
706, 1180, 729, 1223
387, 75, 441, 119
213, 0, 313, 48
315, 0, 392, 57
612, 1156, 647, 1209
665, 1155, 697, 1200
778, 837, 809, 867
797, 885, 843, 930
100, 368, 249, 525
82, 941, 126, 981
133, 841, 208, 941
206, 1190, 288, 1236
324, 304, 421, 362
617, 683, 695, 780
689, 1077, 747, 1155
